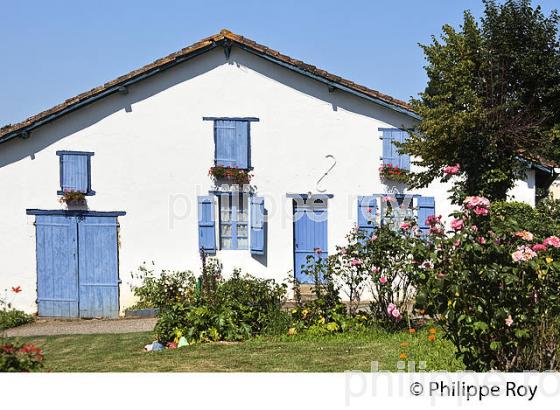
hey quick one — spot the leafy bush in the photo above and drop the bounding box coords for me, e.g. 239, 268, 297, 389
1, 287, 34, 331
0, 340, 44, 372
415, 197, 560, 371
132, 260, 288, 344
130, 263, 197, 310
0, 309, 34, 331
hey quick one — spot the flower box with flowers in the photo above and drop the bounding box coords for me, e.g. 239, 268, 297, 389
58, 189, 87, 205
379, 164, 409, 183
209, 166, 252, 185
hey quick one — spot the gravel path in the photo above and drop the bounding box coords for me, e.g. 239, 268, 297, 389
3, 318, 157, 337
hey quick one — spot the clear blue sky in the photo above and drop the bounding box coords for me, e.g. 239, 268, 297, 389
1, 0, 557, 126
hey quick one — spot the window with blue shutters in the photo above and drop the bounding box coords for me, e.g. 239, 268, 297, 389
380, 128, 411, 171
203, 117, 259, 169
358, 194, 433, 235
56, 151, 95, 195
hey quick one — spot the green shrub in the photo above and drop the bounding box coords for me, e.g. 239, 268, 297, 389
132, 260, 288, 344
415, 197, 560, 371
0, 340, 44, 372
0, 309, 34, 331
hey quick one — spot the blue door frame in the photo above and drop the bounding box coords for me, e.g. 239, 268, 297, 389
31, 211, 124, 318
293, 201, 328, 284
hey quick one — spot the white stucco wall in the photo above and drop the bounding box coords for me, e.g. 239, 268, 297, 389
0, 47, 537, 314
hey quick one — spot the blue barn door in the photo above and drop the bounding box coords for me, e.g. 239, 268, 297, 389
293, 201, 328, 283
35, 215, 79, 317
77, 216, 120, 318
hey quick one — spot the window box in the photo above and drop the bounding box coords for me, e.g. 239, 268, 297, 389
379, 163, 410, 183
209, 165, 252, 185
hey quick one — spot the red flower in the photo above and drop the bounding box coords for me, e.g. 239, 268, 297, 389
11, 286, 22, 293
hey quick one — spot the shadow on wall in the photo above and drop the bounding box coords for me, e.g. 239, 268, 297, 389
0, 45, 414, 169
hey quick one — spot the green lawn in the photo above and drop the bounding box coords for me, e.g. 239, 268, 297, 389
9, 328, 464, 372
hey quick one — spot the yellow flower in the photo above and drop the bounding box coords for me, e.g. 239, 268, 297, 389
448, 300, 452, 307
429, 327, 437, 335
428, 335, 436, 342
287, 327, 297, 336
546, 257, 553, 264
399, 353, 408, 360
455, 292, 460, 297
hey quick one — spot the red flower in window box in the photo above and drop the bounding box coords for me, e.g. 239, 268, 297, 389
379, 163, 409, 183
209, 165, 252, 185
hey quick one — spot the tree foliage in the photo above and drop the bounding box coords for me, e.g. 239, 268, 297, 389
403, 0, 560, 202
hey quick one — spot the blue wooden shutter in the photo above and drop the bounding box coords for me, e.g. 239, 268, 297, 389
35, 215, 79, 317
198, 195, 216, 253
397, 131, 411, 170
417, 196, 435, 235
381, 129, 410, 170
235, 121, 249, 169
215, 120, 249, 168
382, 129, 398, 167
215, 120, 237, 167
57, 151, 93, 194
77, 216, 120, 318
357, 196, 377, 238
250, 196, 265, 255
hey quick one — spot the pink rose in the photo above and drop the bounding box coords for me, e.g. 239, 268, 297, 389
370, 235, 378, 241
400, 222, 410, 230
476, 236, 486, 244
379, 276, 387, 284
443, 164, 460, 175
464, 196, 490, 210
512, 245, 537, 262
512, 250, 523, 262
472, 206, 489, 216
387, 303, 396, 316
532, 243, 546, 252
515, 231, 534, 241
351, 258, 363, 267
453, 239, 461, 248
372, 266, 380, 274
391, 308, 401, 320
450, 218, 464, 231
543, 236, 560, 248
471, 225, 478, 232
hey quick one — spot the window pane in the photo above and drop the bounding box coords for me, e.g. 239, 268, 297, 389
221, 209, 231, 222
237, 223, 248, 237
221, 237, 232, 249
221, 224, 232, 236
238, 238, 248, 249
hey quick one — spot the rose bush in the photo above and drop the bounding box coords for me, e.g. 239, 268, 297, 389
414, 196, 560, 371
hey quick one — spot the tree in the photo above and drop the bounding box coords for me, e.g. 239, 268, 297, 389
403, 0, 560, 203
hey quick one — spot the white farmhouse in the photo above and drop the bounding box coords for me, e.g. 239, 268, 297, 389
0, 30, 556, 317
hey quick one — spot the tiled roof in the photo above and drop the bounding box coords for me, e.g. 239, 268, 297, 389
0, 29, 416, 144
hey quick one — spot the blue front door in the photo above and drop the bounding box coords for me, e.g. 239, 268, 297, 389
35, 215, 120, 318
293, 201, 328, 283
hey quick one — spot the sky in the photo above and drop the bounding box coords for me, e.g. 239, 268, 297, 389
0, 0, 558, 126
